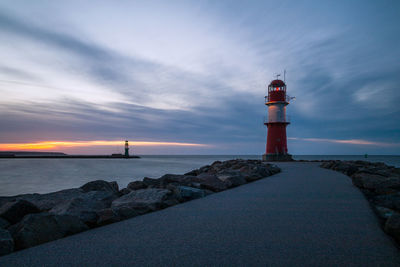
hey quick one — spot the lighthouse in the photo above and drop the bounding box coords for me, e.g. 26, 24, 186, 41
262, 78, 293, 161
124, 140, 129, 158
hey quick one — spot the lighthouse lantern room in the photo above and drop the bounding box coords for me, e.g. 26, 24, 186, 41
262, 78, 293, 161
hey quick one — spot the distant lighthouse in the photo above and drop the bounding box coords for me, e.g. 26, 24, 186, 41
262, 78, 293, 161
124, 140, 129, 158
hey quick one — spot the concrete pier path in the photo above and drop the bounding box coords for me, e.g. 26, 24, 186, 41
1, 162, 399, 266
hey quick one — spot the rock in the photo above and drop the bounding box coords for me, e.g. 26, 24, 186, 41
198, 165, 211, 174
0, 229, 14, 256
80, 180, 120, 195
372, 193, 400, 211
119, 188, 131, 196
239, 164, 277, 182
0, 199, 40, 224
142, 177, 163, 188
384, 213, 400, 242
178, 186, 205, 200
346, 165, 359, 176
49, 191, 117, 226
268, 164, 281, 174
209, 161, 224, 173
141, 175, 198, 189
96, 208, 121, 226
392, 168, 400, 176
216, 171, 246, 188
374, 206, 395, 220
161, 174, 200, 189
160, 174, 192, 184
164, 184, 183, 202
0, 218, 10, 229
127, 181, 147, 190
211, 160, 222, 166
111, 189, 177, 218
109, 181, 119, 193
331, 162, 359, 175
0, 188, 86, 212
333, 162, 352, 173
20, 188, 86, 211
231, 162, 246, 170
242, 171, 263, 182
320, 161, 335, 169
184, 169, 198, 176
195, 173, 227, 192
351, 173, 400, 191
9, 213, 88, 250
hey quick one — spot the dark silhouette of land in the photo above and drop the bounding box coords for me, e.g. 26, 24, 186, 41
0, 151, 140, 159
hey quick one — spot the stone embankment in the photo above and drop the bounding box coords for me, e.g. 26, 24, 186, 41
0, 159, 280, 256
320, 160, 400, 244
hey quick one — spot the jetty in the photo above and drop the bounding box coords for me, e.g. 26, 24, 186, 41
0, 162, 399, 266
0, 152, 140, 159
0, 155, 140, 159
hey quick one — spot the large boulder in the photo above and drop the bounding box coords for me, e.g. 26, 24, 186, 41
96, 208, 121, 226
184, 169, 199, 176
351, 173, 400, 191
49, 191, 117, 226
216, 171, 246, 188
142, 177, 163, 188
9, 213, 88, 250
177, 186, 205, 200
119, 188, 132, 196
10, 188, 86, 211
111, 189, 177, 218
372, 193, 400, 211
159, 174, 197, 186
333, 162, 352, 173
384, 213, 400, 242
0, 229, 14, 256
141, 175, 198, 189
374, 206, 395, 220
194, 173, 227, 192
127, 181, 147, 190
0, 199, 40, 224
80, 180, 120, 195
320, 161, 335, 169
0, 218, 10, 229
392, 168, 400, 176
240, 166, 265, 182
197, 165, 211, 174
267, 164, 281, 174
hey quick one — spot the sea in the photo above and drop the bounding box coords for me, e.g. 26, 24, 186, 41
0, 155, 399, 196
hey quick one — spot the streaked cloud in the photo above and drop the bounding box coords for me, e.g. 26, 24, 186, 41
289, 137, 400, 147
0, 140, 208, 151
0, 0, 399, 154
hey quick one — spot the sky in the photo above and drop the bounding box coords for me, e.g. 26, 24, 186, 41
0, 0, 399, 155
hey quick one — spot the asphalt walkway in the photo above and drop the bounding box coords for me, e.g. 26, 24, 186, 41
1, 162, 399, 266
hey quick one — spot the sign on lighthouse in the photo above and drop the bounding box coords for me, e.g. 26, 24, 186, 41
262, 78, 293, 161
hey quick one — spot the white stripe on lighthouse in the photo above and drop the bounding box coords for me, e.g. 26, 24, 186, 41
268, 103, 286, 123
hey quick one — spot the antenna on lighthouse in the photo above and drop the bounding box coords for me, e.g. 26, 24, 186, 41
284, 69, 286, 82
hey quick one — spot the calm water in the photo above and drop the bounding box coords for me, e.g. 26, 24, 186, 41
0, 155, 399, 196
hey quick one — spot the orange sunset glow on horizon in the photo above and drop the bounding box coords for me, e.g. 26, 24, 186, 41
0, 140, 209, 151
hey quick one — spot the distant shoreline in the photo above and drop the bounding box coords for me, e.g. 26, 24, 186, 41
0, 155, 140, 159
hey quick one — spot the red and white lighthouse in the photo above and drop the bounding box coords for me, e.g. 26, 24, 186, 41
262, 79, 293, 161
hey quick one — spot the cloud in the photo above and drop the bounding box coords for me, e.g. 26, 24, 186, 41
0, 140, 208, 151
289, 137, 400, 147
0, 1, 399, 154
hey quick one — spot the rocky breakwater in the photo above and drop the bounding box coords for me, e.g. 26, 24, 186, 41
320, 160, 400, 244
0, 159, 280, 256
